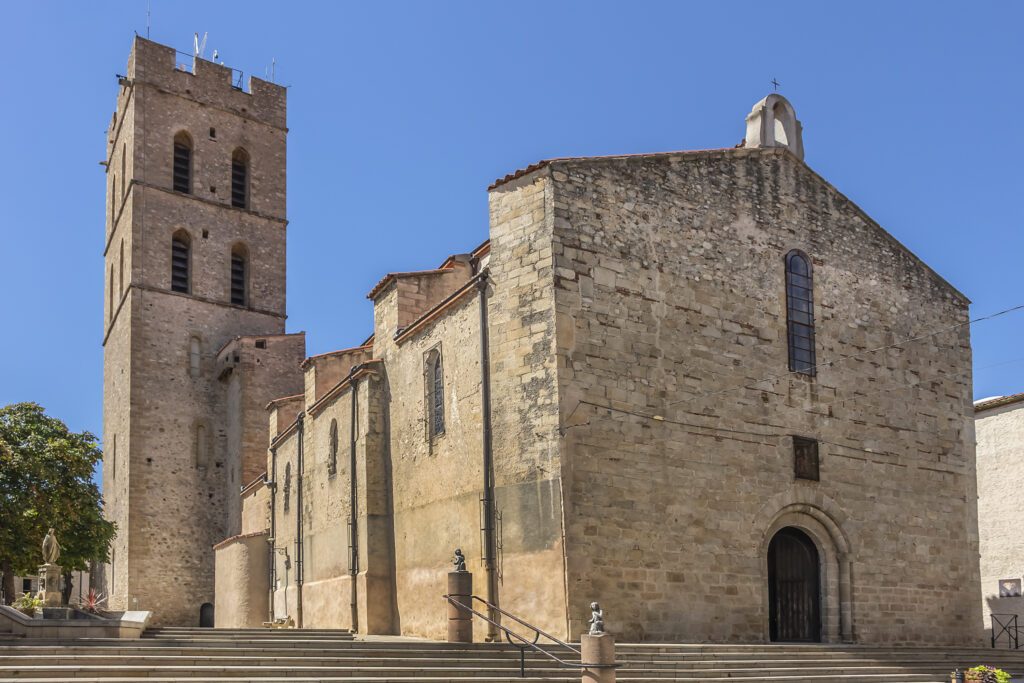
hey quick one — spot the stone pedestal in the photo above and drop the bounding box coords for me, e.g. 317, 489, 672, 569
36, 563, 63, 608
581, 632, 615, 683
446, 571, 473, 643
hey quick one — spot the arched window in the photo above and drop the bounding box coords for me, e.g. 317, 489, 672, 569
121, 143, 127, 199
231, 148, 249, 209
283, 462, 292, 512
328, 419, 338, 475
110, 173, 116, 223
230, 245, 247, 306
189, 336, 201, 378
785, 251, 816, 375
195, 423, 208, 469
171, 230, 191, 293
427, 349, 444, 437
118, 239, 125, 295
172, 132, 192, 194
108, 264, 114, 319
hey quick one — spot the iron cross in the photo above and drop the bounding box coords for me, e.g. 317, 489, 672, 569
771, 78, 781, 92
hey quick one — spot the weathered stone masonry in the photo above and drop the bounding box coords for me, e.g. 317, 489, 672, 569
102, 37, 982, 644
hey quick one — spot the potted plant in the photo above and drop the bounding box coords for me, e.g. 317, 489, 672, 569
12, 592, 43, 617
964, 666, 1011, 683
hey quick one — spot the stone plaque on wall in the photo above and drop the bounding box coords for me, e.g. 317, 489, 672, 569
999, 578, 1021, 597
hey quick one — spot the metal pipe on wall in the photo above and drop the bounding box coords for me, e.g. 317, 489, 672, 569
294, 413, 305, 628
477, 272, 500, 641
349, 376, 360, 632
268, 446, 277, 624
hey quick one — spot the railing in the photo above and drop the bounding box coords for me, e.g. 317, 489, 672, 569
442, 594, 615, 677
991, 613, 1020, 649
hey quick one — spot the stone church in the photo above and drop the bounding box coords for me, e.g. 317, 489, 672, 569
102, 36, 982, 645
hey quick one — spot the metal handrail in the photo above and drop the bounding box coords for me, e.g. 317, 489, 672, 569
991, 612, 1020, 649
442, 593, 614, 677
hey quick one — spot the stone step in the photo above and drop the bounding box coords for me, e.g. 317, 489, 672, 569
0, 663, 982, 678
0, 653, 1013, 669
0, 676, 953, 683
4, 647, 1019, 663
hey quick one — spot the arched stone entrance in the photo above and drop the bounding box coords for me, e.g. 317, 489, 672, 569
756, 494, 855, 643
768, 527, 821, 642
199, 602, 214, 627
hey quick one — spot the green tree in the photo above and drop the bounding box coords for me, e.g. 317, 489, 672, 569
0, 403, 115, 605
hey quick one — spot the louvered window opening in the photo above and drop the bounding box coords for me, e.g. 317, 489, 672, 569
230, 254, 246, 306
171, 238, 190, 293
173, 143, 191, 194
231, 158, 248, 208
793, 436, 820, 481
431, 356, 445, 436
785, 252, 816, 375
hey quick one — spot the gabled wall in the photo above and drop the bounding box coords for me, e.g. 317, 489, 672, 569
544, 148, 979, 644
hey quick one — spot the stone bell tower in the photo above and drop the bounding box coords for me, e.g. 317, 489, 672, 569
101, 36, 293, 624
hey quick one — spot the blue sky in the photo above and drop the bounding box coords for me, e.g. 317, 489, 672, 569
1, 1, 1021, 486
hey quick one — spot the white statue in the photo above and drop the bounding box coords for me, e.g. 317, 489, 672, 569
42, 528, 61, 564
588, 602, 605, 634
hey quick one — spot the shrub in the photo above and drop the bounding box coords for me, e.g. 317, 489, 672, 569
967, 665, 1012, 683
12, 592, 43, 617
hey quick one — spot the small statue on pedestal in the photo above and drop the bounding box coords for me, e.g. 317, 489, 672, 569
42, 528, 61, 564
588, 602, 605, 634
452, 548, 467, 572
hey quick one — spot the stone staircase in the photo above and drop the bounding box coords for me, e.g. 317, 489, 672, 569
0, 626, 1021, 682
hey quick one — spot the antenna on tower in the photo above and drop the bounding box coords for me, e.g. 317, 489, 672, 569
192, 31, 208, 74
146, 0, 151, 39
271, 58, 276, 83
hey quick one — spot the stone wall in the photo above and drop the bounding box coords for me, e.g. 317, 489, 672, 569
976, 398, 1024, 640
219, 333, 305, 536
535, 148, 979, 644
485, 173, 569, 638
213, 531, 270, 627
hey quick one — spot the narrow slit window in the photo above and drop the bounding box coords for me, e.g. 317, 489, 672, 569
427, 350, 445, 437
118, 239, 125, 295
283, 462, 292, 512
171, 232, 191, 293
230, 247, 247, 306
328, 419, 338, 475
173, 133, 192, 194
195, 424, 208, 469
785, 251, 816, 375
189, 336, 201, 378
231, 149, 249, 209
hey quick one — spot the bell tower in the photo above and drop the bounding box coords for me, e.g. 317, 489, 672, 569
102, 36, 290, 624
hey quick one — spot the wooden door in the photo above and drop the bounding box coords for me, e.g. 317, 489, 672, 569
768, 527, 821, 642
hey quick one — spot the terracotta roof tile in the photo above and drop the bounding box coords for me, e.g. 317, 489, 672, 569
975, 392, 1024, 413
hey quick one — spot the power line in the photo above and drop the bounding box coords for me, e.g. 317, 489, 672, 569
666, 303, 1024, 408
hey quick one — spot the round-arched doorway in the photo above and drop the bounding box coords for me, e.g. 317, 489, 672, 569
767, 527, 821, 642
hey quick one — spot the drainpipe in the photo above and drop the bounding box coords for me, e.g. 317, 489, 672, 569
349, 375, 360, 632
477, 272, 500, 641
268, 446, 278, 624
295, 413, 305, 628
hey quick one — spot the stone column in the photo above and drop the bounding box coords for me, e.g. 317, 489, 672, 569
446, 570, 473, 643
37, 563, 63, 607
581, 632, 615, 683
